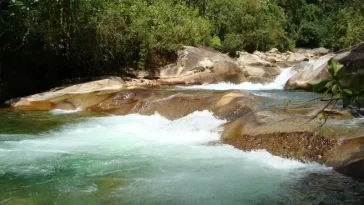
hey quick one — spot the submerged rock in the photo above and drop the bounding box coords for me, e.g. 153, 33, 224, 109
0, 198, 37, 205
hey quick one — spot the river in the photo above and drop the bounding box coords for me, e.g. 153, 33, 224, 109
0, 69, 363, 204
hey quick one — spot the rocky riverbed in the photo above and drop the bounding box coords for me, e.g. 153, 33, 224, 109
6, 45, 364, 178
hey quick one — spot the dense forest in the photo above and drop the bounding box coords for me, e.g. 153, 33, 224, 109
0, 0, 363, 103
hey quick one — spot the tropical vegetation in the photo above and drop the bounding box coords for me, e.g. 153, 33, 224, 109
1, 0, 363, 102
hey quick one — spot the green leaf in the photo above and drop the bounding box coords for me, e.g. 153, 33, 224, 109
333, 93, 341, 99
328, 58, 335, 77
334, 64, 343, 76
332, 84, 338, 93
327, 58, 344, 78
343, 89, 353, 95
322, 89, 330, 98
313, 79, 330, 92
11, 0, 25, 7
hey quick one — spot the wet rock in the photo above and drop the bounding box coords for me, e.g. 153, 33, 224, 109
223, 131, 335, 163
337, 159, 364, 178
7, 46, 364, 178
221, 102, 364, 177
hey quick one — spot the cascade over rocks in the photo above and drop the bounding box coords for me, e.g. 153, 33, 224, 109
236, 52, 281, 83
8, 78, 364, 178
157, 46, 324, 86
285, 43, 364, 91
6, 45, 364, 178
284, 54, 335, 90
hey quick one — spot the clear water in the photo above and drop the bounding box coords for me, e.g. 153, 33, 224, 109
0, 109, 363, 205
1, 69, 364, 204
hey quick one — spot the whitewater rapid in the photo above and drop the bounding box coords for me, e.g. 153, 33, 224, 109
0, 110, 325, 176
2, 110, 362, 205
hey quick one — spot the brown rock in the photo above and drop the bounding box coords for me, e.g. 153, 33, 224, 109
285, 54, 334, 90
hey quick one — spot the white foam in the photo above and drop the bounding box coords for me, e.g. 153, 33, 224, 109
0, 111, 326, 173
179, 68, 297, 91
49, 107, 83, 115
239, 150, 328, 171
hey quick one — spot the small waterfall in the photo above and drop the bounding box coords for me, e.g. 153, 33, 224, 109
179, 68, 297, 91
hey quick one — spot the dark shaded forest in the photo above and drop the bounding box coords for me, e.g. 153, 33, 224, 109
0, 0, 363, 103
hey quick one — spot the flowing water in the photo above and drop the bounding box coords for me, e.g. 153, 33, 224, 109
1, 69, 364, 204
179, 68, 297, 91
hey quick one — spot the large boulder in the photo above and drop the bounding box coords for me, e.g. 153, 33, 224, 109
221, 101, 364, 178
335, 43, 364, 88
158, 46, 331, 86
159, 46, 245, 84
284, 54, 335, 90
10, 85, 261, 120
159, 60, 246, 85
160, 46, 234, 77
236, 52, 281, 83
11, 78, 126, 110
336, 43, 364, 73
286, 52, 308, 63
285, 44, 364, 91
159, 46, 285, 85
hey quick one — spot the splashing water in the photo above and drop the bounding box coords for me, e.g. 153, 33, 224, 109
2, 110, 361, 205
179, 68, 297, 91
49, 107, 83, 115
0, 111, 323, 172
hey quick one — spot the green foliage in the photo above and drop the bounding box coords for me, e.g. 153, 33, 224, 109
322, 7, 364, 50
1, 0, 364, 102
314, 59, 364, 108
222, 33, 245, 55
209, 35, 222, 51
206, 0, 289, 52
96, 0, 211, 69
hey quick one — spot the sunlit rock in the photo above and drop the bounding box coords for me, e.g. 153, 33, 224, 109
285, 54, 335, 90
